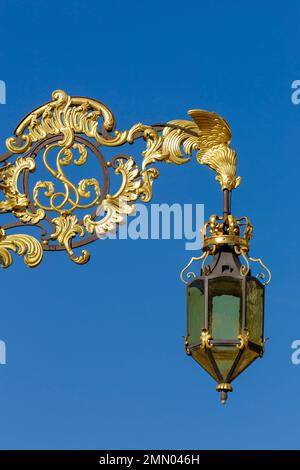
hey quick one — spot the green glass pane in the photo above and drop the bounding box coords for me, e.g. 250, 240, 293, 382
209, 279, 242, 340
230, 348, 259, 381
247, 280, 264, 344
187, 284, 205, 344
192, 348, 218, 382
212, 346, 239, 381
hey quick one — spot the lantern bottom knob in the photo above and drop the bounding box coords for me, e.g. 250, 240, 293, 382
216, 383, 233, 404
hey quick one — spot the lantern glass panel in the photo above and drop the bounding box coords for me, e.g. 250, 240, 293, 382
246, 279, 264, 344
208, 278, 242, 340
212, 346, 239, 380
230, 348, 259, 381
192, 349, 219, 381
187, 281, 205, 344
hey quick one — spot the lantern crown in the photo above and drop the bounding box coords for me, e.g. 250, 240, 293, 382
202, 214, 253, 254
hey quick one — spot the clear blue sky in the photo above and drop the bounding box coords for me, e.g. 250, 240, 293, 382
0, 0, 299, 450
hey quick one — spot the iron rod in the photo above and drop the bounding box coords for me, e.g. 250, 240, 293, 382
223, 189, 231, 219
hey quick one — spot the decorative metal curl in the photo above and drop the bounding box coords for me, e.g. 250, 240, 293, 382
180, 251, 208, 284
248, 256, 272, 285
234, 245, 250, 276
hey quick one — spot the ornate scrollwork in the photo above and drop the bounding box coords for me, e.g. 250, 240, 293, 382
33, 143, 101, 213
84, 157, 140, 237
180, 251, 208, 284
6, 90, 128, 154
50, 213, 89, 265
0, 89, 242, 268
0, 156, 44, 223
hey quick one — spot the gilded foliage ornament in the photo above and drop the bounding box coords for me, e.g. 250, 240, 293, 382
0, 228, 43, 268
0, 89, 241, 267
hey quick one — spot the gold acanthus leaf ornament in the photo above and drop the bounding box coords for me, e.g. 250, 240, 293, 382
84, 157, 141, 237
187, 110, 241, 190
0, 156, 45, 223
50, 213, 90, 265
0, 228, 43, 268
6, 90, 128, 154
161, 120, 200, 165
123, 112, 240, 190
125, 110, 240, 191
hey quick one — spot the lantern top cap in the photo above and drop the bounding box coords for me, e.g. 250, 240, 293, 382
202, 214, 253, 253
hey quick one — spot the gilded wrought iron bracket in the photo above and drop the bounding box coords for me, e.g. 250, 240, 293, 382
0, 89, 240, 268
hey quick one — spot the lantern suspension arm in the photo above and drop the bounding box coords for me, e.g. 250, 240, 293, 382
0, 90, 241, 268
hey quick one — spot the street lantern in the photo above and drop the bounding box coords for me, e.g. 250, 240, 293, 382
181, 211, 270, 403
0, 90, 270, 403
